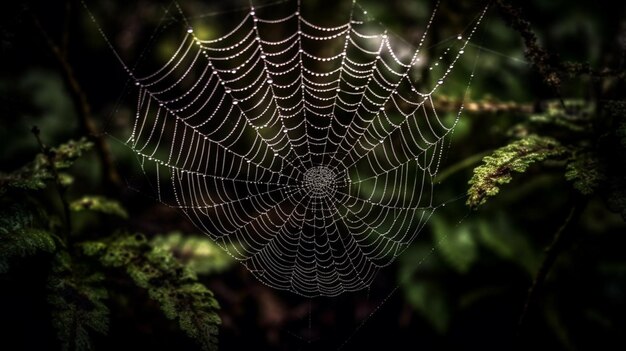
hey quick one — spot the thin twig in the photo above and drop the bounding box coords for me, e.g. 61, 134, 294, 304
31, 9, 122, 194
31, 126, 72, 237
495, 0, 624, 107
517, 199, 586, 336
432, 96, 535, 115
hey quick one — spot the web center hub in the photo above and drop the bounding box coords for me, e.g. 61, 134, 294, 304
303, 166, 337, 198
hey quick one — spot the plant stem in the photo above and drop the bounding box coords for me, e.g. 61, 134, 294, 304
31, 9, 122, 194
517, 199, 586, 336
31, 126, 72, 237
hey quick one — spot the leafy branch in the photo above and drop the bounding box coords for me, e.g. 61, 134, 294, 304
467, 135, 568, 208
48, 252, 109, 351
83, 234, 221, 351
0, 136, 223, 350
30, 1, 121, 192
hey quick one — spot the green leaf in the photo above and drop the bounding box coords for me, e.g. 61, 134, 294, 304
83, 234, 220, 351
467, 135, 568, 208
565, 151, 606, 195
49, 138, 94, 170
431, 216, 477, 274
0, 205, 56, 273
475, 213, 539, 274
151, 232, 234, 275
0, 138, 93, 192
48, 252, 109, 351
403, 282, 450, 333
70, 196, 128, 219
0, 154, 51, 191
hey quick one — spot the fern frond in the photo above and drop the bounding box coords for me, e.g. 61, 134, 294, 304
0, 205, 55, 273
565, 151, 606, 195
48, 252, 109, 351
83, 234, 220, 351
0, 138, 92, 192
467, 135, 568, 208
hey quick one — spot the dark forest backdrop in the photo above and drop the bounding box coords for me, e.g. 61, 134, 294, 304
1, 0, 625, 350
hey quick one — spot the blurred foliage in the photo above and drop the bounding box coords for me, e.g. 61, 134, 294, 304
70, 195, 128, 218
432, 215, 478, 274
151, 232, 234, 275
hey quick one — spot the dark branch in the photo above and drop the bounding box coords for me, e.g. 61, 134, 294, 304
31, 9, 122, 194
517, 198, 586, 335
495, 0, 625, 92
31, 126, 72, 237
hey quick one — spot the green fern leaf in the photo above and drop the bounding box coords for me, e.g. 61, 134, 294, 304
0, 138, 92, 192
0, 205, 55, 273
83, 234, 220, 351
467, 135, 568, 208
48, 252, 109, 351
565, 151, 606, 195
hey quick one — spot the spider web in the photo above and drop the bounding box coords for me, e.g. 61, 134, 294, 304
112, 0, 487, 297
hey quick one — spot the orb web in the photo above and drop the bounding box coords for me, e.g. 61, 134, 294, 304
116, 0, 487, 297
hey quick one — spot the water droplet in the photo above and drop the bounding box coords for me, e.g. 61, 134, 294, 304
457, 35, 463, 40
437, 80, 444, 85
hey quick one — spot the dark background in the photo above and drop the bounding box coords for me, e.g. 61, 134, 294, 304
1, 0, 625, 350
